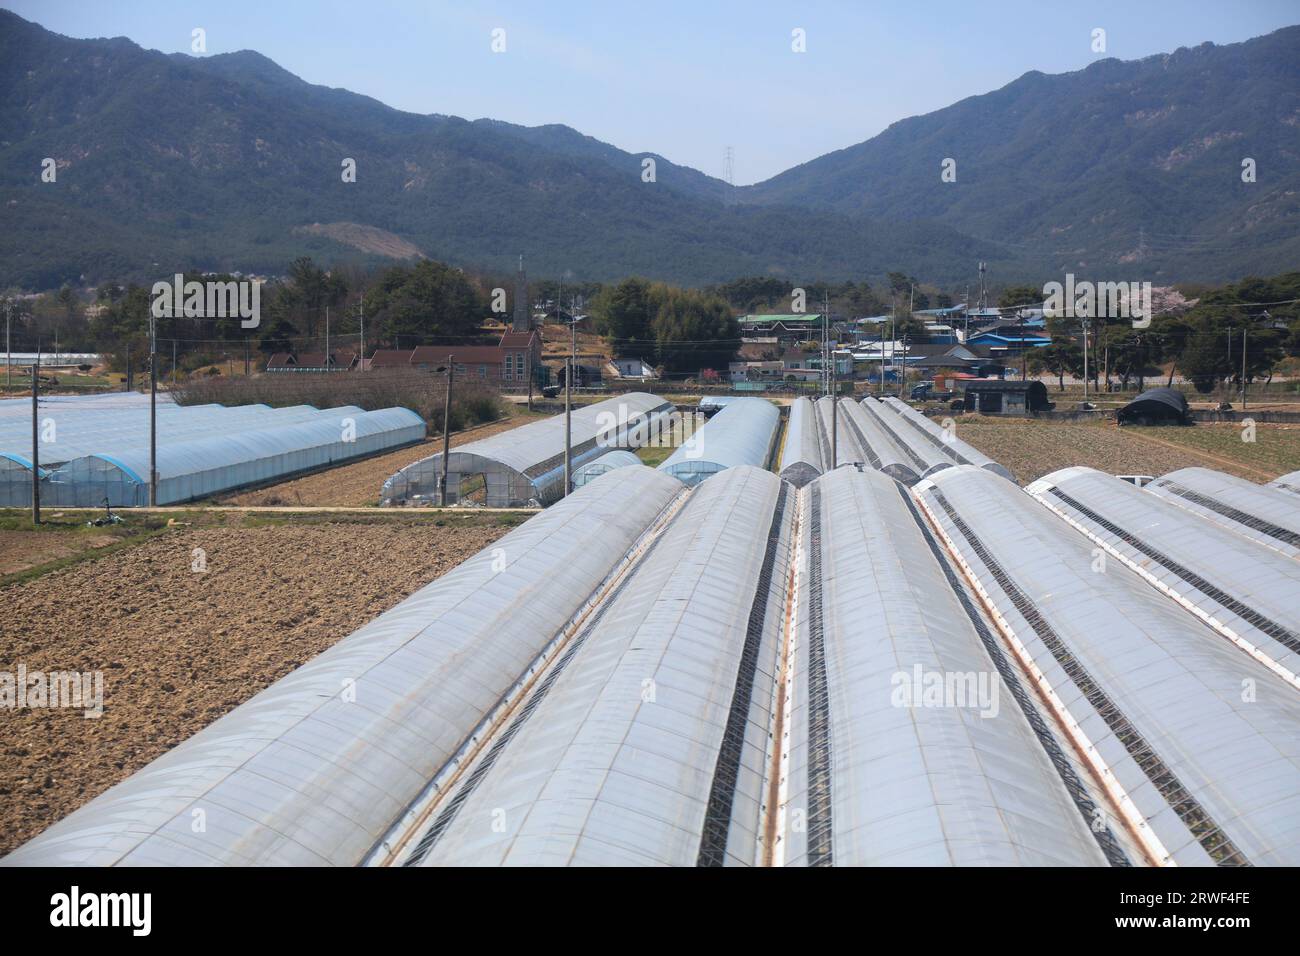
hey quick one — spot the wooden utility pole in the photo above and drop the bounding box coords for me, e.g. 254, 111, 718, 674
564, 357, 572, 497
439, 355, 454, 505
30, 359, 40, 524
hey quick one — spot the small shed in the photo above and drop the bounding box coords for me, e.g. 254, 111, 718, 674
1117, 387, 1192, 426
961, 380, 1052, 414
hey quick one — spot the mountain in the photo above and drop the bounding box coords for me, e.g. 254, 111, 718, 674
0, 9, 1009, 290
0, 9, 1296, 291
743, 26, 1300, 281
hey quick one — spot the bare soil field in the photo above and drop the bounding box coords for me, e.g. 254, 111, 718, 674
221, 408, 546, 507
0, 511, 520, 855
0, 529, 119, 576
956, 417, 1300, 484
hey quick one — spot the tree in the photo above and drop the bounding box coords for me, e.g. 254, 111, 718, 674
651, 288, 739, 374
998, 285, 1041, 310
1027, 334, 1083, 391
591, 277, 655, 356
287, 257, 328, 338
365, 260, 486, 345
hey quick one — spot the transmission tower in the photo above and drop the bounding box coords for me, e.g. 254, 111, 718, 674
723, 146, 736, 206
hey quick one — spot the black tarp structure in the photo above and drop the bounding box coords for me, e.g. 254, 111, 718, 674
961, 379, 1052, 413
1117, 387, 1192, 426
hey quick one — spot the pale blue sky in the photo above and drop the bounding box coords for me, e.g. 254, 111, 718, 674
8, 0, 1298, 183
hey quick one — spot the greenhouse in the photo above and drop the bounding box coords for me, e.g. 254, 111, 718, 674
1146, 466, 1300, 560
777, 397, 823, 487
658, 397, 778, 486
381, 392, 675, 506
3, 467, 684, 866
0, 453, 46, 507
858, 397, 954, 480
571, 449, 642, 488
0, 397, 343, 467
916, 465, 1300, 866
787, 467, 1115, 866
1267, 469, 1300, 498
42, 407, 424, 507
1026, 466, 1300, 685
835, 401, 919, 484
879, 396, 1015, 480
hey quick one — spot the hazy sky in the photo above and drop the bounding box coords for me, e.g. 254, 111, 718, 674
8, 0, 1298, 184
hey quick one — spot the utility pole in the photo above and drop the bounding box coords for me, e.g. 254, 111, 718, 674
822, 294, 829, 398
1241, 328, 1248, 411
359, 295, 365, 371
5, 302, 11, 393
963, 284, 971, 343
149, 307, 158, 506
898, 332, 908, 399
325, 305, 330, 372
1082, 319, 1090, 404
31, 357, 40, 525
831, 391, 838, 467
439, 355, 454, 505
564, 356, 572, 497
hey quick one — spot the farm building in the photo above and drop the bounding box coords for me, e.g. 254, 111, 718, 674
1116, 386, 1191, 426
961, 379, 1053, 414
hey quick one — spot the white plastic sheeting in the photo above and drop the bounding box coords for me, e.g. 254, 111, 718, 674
1026, 466, 1300, 684
812, 397, 866, 470
879, 396, 1015, 480
659, 397, 778, 486
837, 400, 919, 484
1, 398, 414, 506
916, 465, 1300, 866
43, 408, 424, 507
2, 466, 685, 867
1146, 467, 1300, 560
1270, 470, 1300, 497
0, 394, 347, 466
571, 449, 642, 489
859, 397, 954, 479
410, 466, 790, 866
381, 392, 674, 506
783, 467, 1112, 866
778, 397, 823, 487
